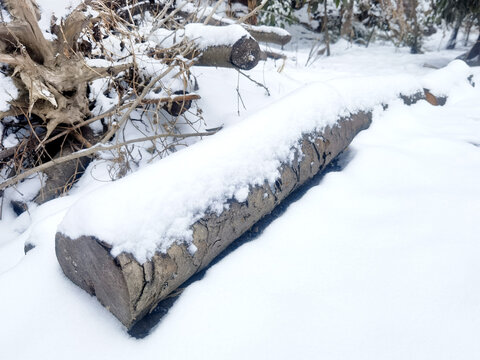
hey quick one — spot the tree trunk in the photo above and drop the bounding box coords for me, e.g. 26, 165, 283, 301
340, 0, 354, 41
34, 144, 92, 204
245, 26, 292, 46
446, 12, 465, 50
323, 0, 330, 56
54, 82, 439, 329
408, 0, 421, 54
464, 32, 480, 66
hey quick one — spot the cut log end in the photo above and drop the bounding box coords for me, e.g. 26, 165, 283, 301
55, 233, 134, 327
230, 36, 261, 70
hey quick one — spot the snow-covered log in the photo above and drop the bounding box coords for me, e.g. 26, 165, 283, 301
191, 35, 260, 70
55, 110, 372, 329
150, 24, 261, 70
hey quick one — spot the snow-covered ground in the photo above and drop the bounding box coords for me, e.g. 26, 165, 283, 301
1, 5, 480, 358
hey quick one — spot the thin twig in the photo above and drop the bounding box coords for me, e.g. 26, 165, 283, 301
151, 0, 191, 33
237, 69, 270, 96
235, 0, 267, 24
100, 64, 177, 144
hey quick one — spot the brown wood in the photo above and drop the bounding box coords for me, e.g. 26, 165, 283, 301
424, 90, 438, 106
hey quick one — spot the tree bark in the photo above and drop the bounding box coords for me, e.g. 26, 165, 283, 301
446, 12, 464, 50
34, 144, 92, 204
323, 0, 330, 57
340, 0, 354, 41
246, 0, 257, 25
245, 26, 292, 46
464, 32, 480, 66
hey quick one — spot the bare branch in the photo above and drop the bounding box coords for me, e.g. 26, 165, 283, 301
100, 63, 177, 144
237, 69, 270, 96
3, 0, 54, 64
0, 129, 221, 191
235, 0, 267, 24
203, 0, 224, 25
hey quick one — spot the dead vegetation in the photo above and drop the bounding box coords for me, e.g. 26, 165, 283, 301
0, 0, 288, 216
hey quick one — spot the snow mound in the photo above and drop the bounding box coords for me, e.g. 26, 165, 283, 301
422, 60, 472, 96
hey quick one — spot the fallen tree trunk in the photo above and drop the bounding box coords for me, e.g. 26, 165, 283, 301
150, 24, 262, 70
55, 110, 372, 329
189, 35, 261, 70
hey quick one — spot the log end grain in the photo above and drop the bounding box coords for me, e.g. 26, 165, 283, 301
230, 36, 261, 70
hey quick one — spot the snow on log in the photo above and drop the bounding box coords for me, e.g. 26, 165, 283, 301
54, 72, 445, 329
244, 25, 292, 46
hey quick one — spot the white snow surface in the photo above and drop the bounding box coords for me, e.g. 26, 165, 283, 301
0, 72, 18, 112
1, 25, 480, 360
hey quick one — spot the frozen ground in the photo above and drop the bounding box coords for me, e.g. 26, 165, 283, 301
1, 7, 480, 359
